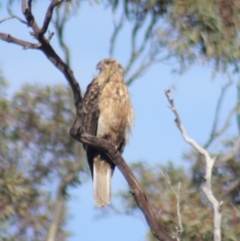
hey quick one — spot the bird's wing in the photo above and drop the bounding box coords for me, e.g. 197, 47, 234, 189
82, 79, 100, 136
82, 79, 100, 176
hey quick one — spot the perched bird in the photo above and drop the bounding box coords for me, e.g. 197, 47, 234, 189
82, 58, 134, 207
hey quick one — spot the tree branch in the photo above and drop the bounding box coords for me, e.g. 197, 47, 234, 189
20, 0, 83, 119
0, 33, 40, 49
0, 15, 28, 25
165, 89, 222, 241
0, 16, 14, 24
41, 0, 68, 35
69, 132, 177, 241
21, 0, 40, 35
161, 172, 183, 240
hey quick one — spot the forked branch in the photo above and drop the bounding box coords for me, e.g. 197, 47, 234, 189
165, 89, 222, 241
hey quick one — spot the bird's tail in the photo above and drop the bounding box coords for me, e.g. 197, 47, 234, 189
93, 157, 112, 207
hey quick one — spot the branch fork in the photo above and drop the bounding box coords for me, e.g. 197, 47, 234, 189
165, 89, 222, 241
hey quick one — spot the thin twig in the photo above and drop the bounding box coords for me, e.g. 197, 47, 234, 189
11, 15, 28, 25
176, 183, 183, 238
47, 31, 55, 42
109, 13, 124, 57
0, 33, 41, 49
165, 89, 222, 241
21, 0, 83, 118
22, 0, 39, 35
0, 16, 14, 24
41, 0, 68, 35
161, 172, 183, 240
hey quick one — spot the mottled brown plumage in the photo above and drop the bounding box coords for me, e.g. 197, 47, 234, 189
82, 58, 134, 207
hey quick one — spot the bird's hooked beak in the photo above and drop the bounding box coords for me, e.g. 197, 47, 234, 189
96, 61, 103, 72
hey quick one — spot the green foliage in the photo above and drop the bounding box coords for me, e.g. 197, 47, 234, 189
0, 82, 88, 241
108, 0, 240, 71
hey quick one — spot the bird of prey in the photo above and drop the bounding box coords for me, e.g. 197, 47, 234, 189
82, 58, 134, 207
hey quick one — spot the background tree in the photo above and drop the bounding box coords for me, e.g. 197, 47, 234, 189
0, 80, 89, 241
0, 0, 239, 241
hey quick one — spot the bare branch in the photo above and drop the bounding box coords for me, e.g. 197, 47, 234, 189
46, 31, 55, 42
20, 0, 83, 118
21, 0, 40, 35
5, 1, 28, 25
69, 132, 177, 241
41, 0, 68, 35
161, 172, 183, 240
0, 16, 14, 24
175, 183, 183, 239
165, 89, 222, 241
11, 15, 28, 25
0, 33, 40, 49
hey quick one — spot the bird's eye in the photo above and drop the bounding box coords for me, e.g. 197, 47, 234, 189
105, 60, 110, 65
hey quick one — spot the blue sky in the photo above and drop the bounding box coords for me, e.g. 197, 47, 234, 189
0, 1, 238, 241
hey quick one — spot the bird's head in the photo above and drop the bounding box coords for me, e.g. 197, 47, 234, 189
96, 58, 123, 75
